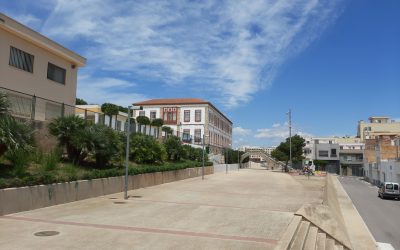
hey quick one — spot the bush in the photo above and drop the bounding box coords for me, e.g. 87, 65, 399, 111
182, 145, 207, 162
130, 134, 166, 164
48, 115, 88, 164
5, 148, 31, 177
164, 136, 184, 161
81, 124, 122, 168
42, 149, 61, 171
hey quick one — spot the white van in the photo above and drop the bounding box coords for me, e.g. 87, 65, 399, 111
378, 182, 400, 199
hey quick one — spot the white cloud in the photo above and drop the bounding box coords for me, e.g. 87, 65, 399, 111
39, 0, 343, 108
77, 75, 148, 106
255, 122, 313, 141
233, 126, 252, 136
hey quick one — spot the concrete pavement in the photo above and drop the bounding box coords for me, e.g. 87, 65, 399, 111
0, 168, 325, 250
339, 176, 400, 250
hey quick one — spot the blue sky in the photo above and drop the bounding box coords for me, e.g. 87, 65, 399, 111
1, 0, 399, 148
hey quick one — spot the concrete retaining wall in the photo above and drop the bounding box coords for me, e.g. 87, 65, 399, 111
0, 166, 213, 216
213, 164, 239, 173
323, 174, 376, 250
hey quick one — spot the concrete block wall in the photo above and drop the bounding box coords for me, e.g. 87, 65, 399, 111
0, 166, 213, 216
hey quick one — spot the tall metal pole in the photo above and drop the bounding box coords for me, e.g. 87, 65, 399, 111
124, 106, 132, 200
237, 149, 240, 171
289, 109, 292, 172
202, 134, 205, 180
225, 148, 228, 174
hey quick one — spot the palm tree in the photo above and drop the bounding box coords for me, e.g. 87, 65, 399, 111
0, 92, 34, 157
48, 115, 88, 164
151, 118, 164, 138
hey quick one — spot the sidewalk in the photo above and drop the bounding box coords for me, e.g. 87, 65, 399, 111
0, 169, 324, 250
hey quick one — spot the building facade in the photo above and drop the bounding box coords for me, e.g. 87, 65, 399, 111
364, 134, 400, 185
75, 105, 128, 132
133, 98, 232, 154
244, 146, 276, 161
304, 137, 364, 175
0, 13, 86, 121
358, 116, 400, 141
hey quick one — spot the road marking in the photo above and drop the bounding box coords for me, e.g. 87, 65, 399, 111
1, 215, 278, 245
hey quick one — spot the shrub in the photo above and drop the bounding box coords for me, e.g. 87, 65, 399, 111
5, 148, 31, 177
42, 149, 61, 171
86, 124, 122, 168
130, 134, 166, 164
164, 136, 184, 161
0, 116, 35, 157
48, 115, 88, 164
182, 145, 206, 162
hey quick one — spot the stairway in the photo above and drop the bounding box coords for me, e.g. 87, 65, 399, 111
275, 216, 348, 250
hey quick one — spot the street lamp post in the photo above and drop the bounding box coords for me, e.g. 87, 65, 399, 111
288, 109, 292, 172
124, 106, 132, 200
124, 105, 142, 200
237, 148, 240, 171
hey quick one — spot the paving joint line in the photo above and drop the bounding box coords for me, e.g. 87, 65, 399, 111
1, 215, 278, 245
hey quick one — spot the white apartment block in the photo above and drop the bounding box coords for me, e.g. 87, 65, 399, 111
0, 13, 86, 121
133, 98, 233, 154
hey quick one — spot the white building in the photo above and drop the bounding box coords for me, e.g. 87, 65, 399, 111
244, 146, 276, 161
75, 105, 128, 132
133, 98, 232, 154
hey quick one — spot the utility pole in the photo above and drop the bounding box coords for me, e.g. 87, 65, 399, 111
288, 109, 292, 172
202, 134, 205, 180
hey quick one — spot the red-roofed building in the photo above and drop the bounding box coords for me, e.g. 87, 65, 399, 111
133, 98, 232, 154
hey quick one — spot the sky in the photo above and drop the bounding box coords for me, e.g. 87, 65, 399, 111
1, 0, 399, 148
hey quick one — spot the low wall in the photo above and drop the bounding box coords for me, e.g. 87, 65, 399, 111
0, 166, 213, 216
213, 164, 239, 173
323, 174, 376, 250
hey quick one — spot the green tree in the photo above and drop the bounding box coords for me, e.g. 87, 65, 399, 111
48, 115, 88, 164
182, 145, 206, 162
271, 135, 305, 171
151, 118, 164, 138
82, 124, 122, 168
136, 116, 150, 135
162, 126, 173, 138
164, 136, 183, 161
75, 98, 88, 105
129, 134, 166, 164
101, 103, 119, 127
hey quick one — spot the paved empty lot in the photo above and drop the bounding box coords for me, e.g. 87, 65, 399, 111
0, 168, 324, 250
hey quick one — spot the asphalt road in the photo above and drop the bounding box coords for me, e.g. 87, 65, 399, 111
339, 176, 400, 250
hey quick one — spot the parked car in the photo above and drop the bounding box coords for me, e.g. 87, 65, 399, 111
378, 182, 400, 199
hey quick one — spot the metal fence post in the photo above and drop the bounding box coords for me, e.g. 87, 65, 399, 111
61, 103, 65, 118
31, 95, 36, 120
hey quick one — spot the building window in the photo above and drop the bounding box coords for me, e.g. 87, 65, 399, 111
139, 111, 145, 116
194, 129, 202, 143
195, 110, 201, 122
116, 120, 122, 131
9, 46, 34, 73
162, 107, 177, 124
150, 111, 156, 119
47, 63, 66, 84
318, 150, 328, 157
331, 149, 337, 157
184, 110, 190, 122
182, 129, 191, 143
